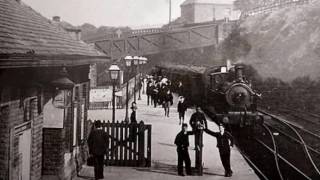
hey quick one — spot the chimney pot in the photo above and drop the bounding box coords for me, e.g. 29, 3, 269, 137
52, 16, 61, 22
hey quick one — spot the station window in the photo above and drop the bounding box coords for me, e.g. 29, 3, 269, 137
23, 98, 36, 122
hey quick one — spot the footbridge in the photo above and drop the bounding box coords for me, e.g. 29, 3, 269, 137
87, 21, 237, 59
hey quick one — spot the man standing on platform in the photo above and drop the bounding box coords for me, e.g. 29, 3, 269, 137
204, 123, 234, 177
146, 80, 153, 106
177, 96, 188, 125
174, 123, 194, 176
88, 121, 109, 180
189, 106, 207, 148
189, 106, 207, 131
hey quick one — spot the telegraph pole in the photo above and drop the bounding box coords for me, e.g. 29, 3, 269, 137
169, 0, 172, 24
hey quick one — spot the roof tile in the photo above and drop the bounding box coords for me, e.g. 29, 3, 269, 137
0, 0, 104, 56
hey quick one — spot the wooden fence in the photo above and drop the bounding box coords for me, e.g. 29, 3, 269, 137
88, 120, 152, 167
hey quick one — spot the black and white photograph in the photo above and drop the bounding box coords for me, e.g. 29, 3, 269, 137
0, 0, 319, 180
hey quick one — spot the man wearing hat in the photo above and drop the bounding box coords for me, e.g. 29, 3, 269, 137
130, 102, 137, 124
204, 123, 234, 177
88, 120, 109, 180
174, 123, 194, 176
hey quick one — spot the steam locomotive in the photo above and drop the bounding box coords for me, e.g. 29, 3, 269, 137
155, 62, 264, 127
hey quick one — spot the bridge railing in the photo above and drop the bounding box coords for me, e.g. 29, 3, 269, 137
242, 0, 310, 17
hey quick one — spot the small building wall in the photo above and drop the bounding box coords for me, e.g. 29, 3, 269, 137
181, 2, 240, 24
0, 86, 43, 180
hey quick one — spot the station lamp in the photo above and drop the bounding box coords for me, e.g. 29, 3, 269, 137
108, 64, 120, 80
133, 56, 139, 66
141, 57, 148, 64
124, 55, 133, 67
50, 67, 74, 108
108, 64, 120, 123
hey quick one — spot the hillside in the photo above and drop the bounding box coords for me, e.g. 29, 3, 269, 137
239, 0, 320, 81
79, 23, 131, 42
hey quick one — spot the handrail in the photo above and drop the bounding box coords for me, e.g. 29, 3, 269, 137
243, 0, 309, 17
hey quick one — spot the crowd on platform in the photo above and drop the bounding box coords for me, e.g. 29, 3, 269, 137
87, 74, 234, 179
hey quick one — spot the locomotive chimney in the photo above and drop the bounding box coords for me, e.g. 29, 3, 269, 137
235, 65, 244, 80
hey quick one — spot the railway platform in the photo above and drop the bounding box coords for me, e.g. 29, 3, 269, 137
76, 93, 259, 180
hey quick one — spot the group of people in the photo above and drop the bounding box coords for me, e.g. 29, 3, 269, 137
87, 75, 234, 180
175, 108, 234, 177
146, 76, 174, 117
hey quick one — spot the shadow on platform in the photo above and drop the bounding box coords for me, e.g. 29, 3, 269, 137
134, 161, 224, 177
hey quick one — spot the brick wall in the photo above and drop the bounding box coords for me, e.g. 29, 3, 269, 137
42, 81, 90, 180
0, 105, 10, 180
0, 88, 43, 180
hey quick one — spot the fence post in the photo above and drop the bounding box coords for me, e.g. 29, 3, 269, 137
147, 125, 152, 167
120, 121, 124, 166
138, 121, 145, 166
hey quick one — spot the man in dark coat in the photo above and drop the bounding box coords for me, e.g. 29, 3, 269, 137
88, 120, 109, 180
177, 81, 184, 96
163, 90, 173, 117
130, 102, 137, 123
146, 80, 153, 106
152, 83, 159, 108
189, 106, 207, 131
204, 124, 234, 177
174, 124, 194, 176
189, 106, 207, 156
177, 96, 188, 125
129, 102, 138, 142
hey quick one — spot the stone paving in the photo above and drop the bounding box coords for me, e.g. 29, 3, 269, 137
76, 92, 258, 180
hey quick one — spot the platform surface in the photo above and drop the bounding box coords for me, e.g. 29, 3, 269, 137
77, 93, 259, 180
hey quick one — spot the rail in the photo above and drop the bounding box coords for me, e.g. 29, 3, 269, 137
262, 124, 284, 180
254, 138, 313, 180
259, 110, 320, 177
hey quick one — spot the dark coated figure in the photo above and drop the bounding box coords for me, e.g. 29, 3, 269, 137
177, 96, 188, 125
130, 102, 137, 123
177, 81, 184, 96
189, 106, 208, 131
146, 80, 153, 106
88, 120, 109, 180
204, 124, 234, 177
189, 106, 207, 151
129, 102, 138, 142
174, 123, 194, 176
163, 90, 173, 117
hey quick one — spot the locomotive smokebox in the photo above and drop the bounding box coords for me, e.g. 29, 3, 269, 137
235, 64, 244, 80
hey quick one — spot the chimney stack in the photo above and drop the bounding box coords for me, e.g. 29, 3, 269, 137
52, 16, 61, 22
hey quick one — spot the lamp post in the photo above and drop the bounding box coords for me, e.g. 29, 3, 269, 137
108, 64, 120, 123
124, 56, 133, 122
138, 57, 148, 100
133, 56, 139, 102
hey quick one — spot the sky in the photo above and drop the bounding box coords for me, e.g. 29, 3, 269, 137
23, 0, 186, 28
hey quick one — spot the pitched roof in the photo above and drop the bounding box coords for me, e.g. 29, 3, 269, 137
181, 0, 235, 6
0, 0, 107, 63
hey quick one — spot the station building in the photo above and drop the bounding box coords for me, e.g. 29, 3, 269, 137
0, 0, 108, 179
180, 0, 241, 24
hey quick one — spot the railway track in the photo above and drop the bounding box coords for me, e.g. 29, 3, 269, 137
262, 107, 320, 135
257, 110, 320, 179
204, 107, 320, 180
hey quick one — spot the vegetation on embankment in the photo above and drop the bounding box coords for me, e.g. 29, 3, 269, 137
224, 1, 320, 114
